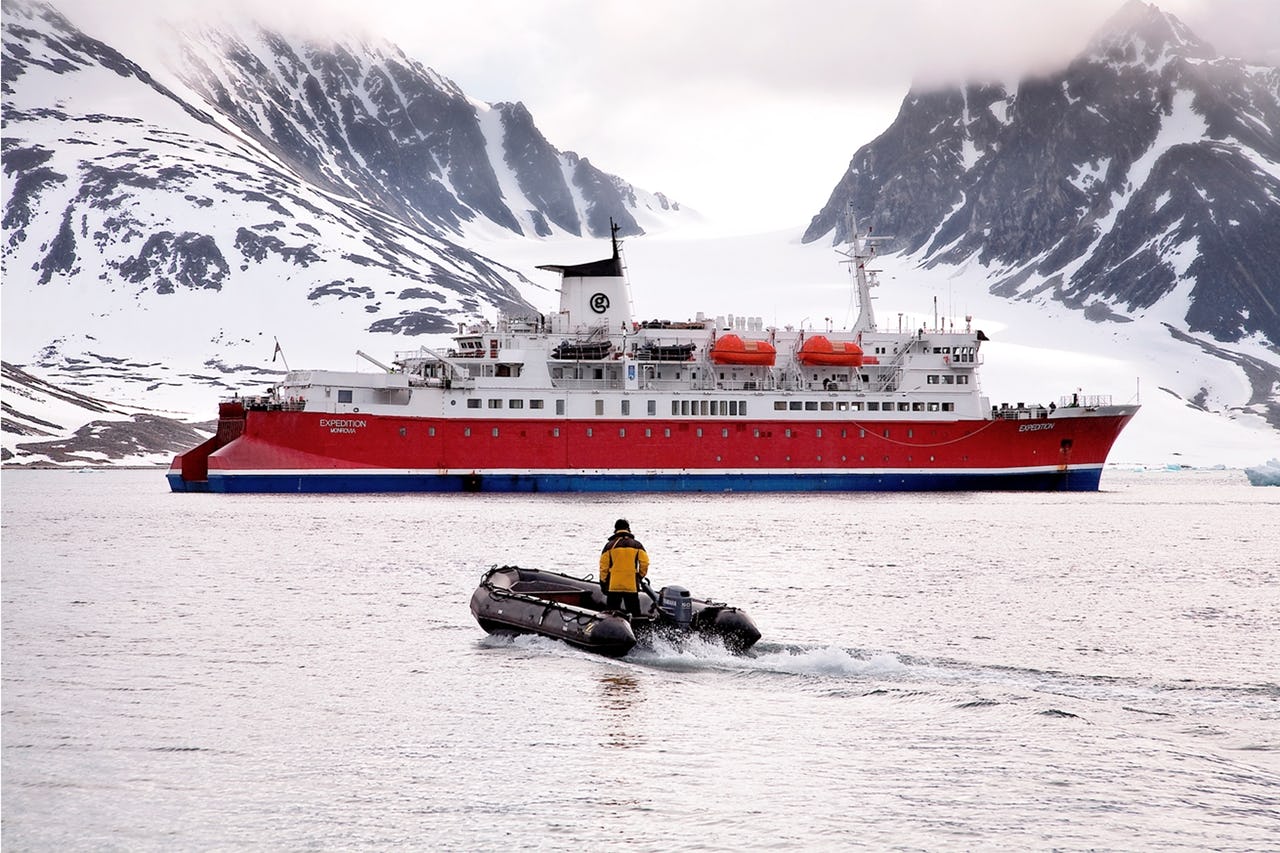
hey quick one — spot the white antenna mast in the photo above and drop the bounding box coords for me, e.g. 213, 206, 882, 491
836, 202, 893, 334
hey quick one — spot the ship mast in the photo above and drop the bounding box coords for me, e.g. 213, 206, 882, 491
838, 203, 891, 334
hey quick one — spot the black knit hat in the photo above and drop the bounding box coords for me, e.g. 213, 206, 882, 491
613, 518, 630, 532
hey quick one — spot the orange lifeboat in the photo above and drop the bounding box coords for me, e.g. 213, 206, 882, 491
709, 333, 776, 366
796, 335, 863, 367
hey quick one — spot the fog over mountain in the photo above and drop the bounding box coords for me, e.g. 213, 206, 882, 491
2, 0, 1277, 468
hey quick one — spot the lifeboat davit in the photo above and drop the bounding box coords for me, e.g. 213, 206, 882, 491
796, 335, 863, 367
709, 333, 776, 366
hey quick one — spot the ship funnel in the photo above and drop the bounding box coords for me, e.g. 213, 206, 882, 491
536, 219, 633, 334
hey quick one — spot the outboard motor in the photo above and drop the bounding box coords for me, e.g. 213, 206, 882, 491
657, 585, 693, 628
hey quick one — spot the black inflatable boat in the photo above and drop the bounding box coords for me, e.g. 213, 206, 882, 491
470, 565, 761, 657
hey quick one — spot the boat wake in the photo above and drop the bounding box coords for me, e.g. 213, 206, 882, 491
631, 639, 913, 679
478, 633, 1274, 731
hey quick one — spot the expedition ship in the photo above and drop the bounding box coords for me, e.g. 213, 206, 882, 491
168, 217, 1138, 493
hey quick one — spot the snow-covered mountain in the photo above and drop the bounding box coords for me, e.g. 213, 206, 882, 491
2, 0, 1277, 469
803, 3, 1274, 432
1, 0, 689, 463
805, 2, 1279, 341
804, 1, 1279, 431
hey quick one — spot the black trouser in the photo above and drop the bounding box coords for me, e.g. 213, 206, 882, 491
606, 591, 641, 616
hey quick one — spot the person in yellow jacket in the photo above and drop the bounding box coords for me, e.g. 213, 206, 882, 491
599, 518, 649, 616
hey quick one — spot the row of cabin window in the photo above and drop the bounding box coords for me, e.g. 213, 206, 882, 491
455, 425, 914, 440
463, 398, 750, 417
925, 375, 971, 385
384, 392, 954, 416
773, 400, 957, 413
466, 398, 546, 410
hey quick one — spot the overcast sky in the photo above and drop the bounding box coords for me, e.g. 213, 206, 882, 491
52, 0, 1280, 231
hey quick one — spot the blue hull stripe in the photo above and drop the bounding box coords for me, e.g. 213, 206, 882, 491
170, 468, 1104, 493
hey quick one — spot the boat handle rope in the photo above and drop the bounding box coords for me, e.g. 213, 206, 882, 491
477, 583, 600, 626
844, 414, 1003, 448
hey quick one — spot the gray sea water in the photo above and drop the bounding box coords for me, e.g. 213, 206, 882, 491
2, 468, 1278, 851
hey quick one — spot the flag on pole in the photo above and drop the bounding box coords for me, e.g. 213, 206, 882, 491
271, 337, 290, 371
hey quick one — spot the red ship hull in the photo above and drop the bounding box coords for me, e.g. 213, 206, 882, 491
168, 406, 1135, 493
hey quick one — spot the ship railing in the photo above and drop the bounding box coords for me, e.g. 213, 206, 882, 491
869, 347, 909, 392
1059, 393, 1112, 409
395, 345, 472, 384
244, 398, 306, 412
700, 373, 849, 393
396, 345, 459, 366
707, 379, 778, 392
550, 378, 620, 391
992, 403, 1054, 420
